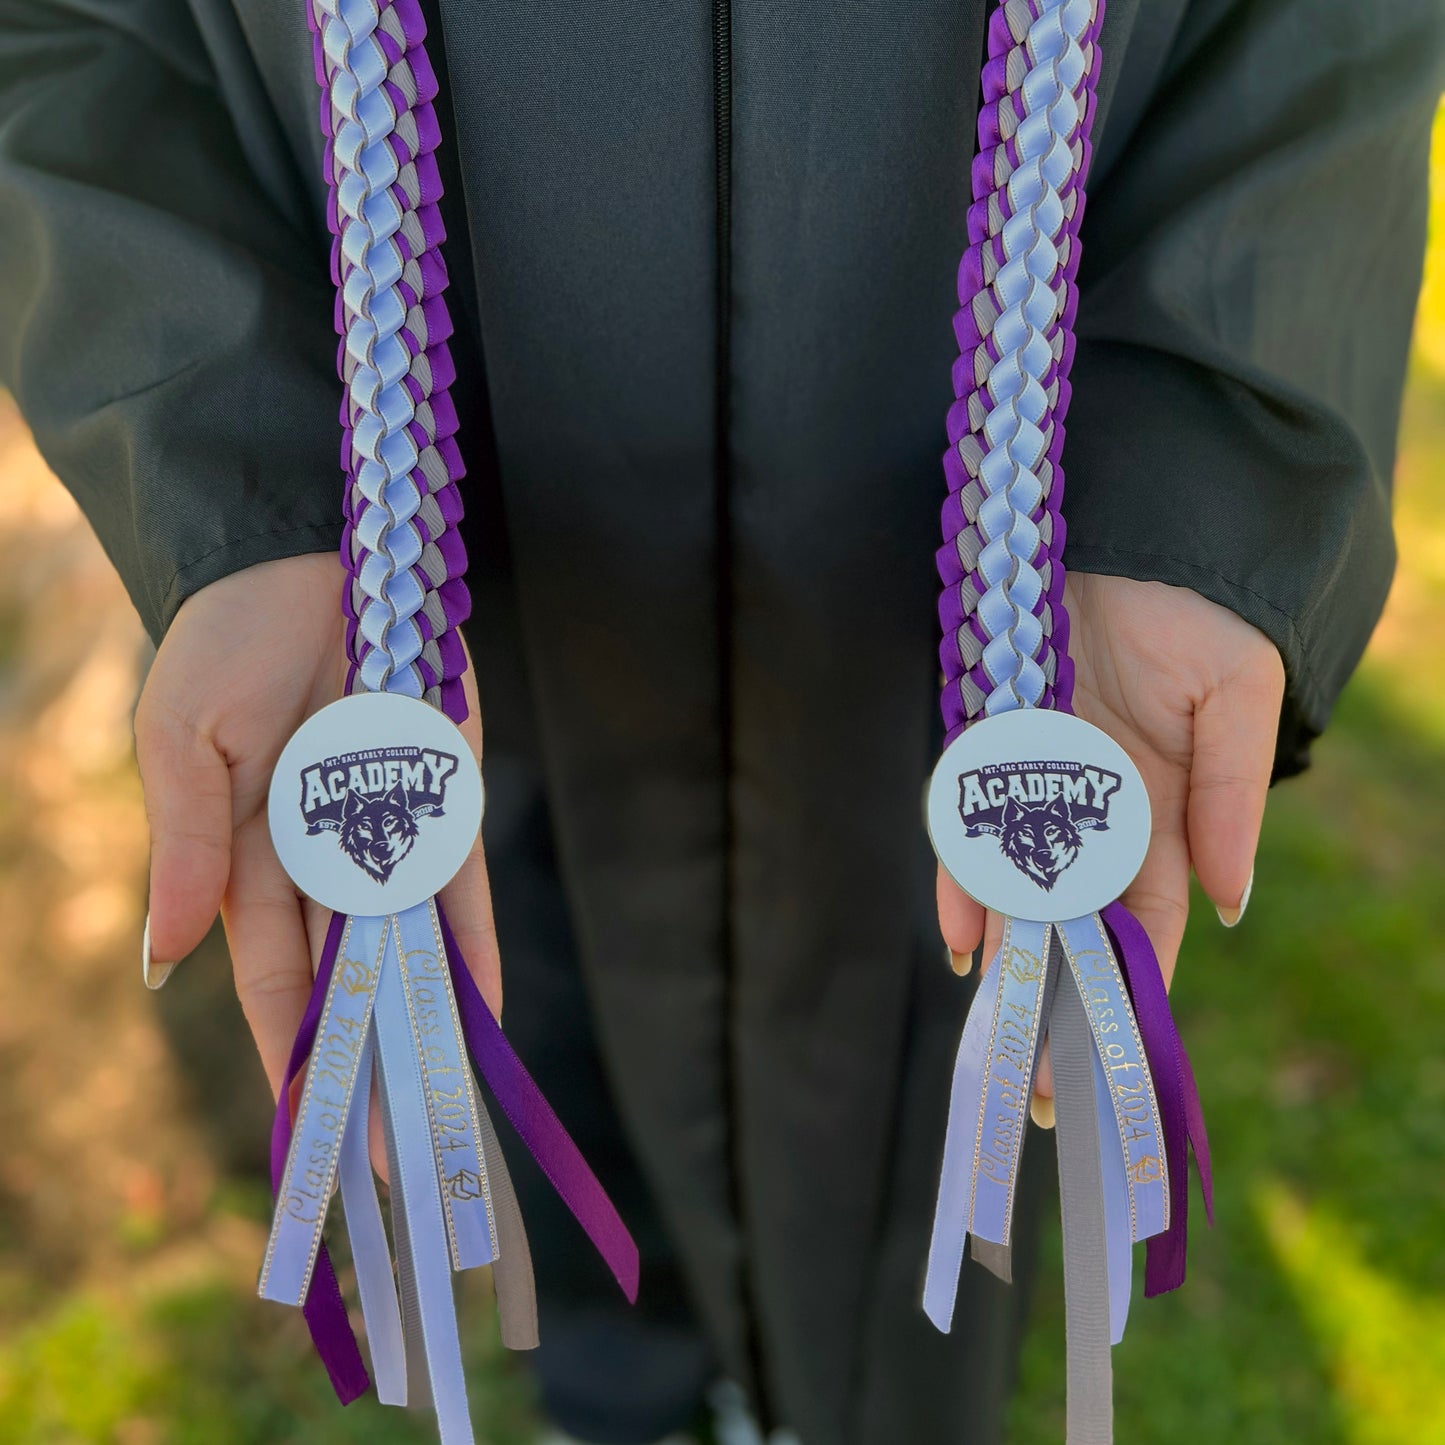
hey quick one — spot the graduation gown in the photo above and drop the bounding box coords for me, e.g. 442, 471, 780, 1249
2, 2, 1441, 1440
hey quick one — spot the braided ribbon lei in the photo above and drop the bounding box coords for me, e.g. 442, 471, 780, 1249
257, 3, 638, 1438
923, 2, 1213, 1438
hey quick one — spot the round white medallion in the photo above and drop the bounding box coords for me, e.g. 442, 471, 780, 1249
927, 709, 1149, 922
268, 692, 483, 916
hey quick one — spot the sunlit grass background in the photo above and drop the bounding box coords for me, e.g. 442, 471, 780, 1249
2, 108, 1444, 1445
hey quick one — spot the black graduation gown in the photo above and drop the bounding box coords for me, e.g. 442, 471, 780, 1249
2, 2, 1441, 1440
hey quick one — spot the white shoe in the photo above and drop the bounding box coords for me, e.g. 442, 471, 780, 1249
707, 1381, 799, 1445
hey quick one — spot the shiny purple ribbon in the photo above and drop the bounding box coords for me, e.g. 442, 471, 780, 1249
1101, 900, 1213, 1294
267, 907, 639, 1405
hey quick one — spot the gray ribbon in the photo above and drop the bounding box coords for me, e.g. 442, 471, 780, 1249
1052, 960, 1114, 1445
474, 1094, 539, 1350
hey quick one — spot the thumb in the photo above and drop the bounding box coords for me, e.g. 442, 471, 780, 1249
135, 699, 232, 983
1187, 663, 1280, 928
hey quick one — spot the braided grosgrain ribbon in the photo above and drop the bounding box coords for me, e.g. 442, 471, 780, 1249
938, 0, 1100, 737
932, 0, 1212, 1326
267, 3, 639, 1427
312, 0, 471, 722
928, 8, 1221, 1437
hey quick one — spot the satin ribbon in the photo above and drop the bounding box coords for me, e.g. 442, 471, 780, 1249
260, 914, 387, 1308
1102, 901, 1213, 1294
1056, 913, 1169, 1246
338, 1030, 407, 1404
372, 912, 473, 1441
264, 898, 638, 1421
391, 904, 499, 1271
924, 912, 1165, 1338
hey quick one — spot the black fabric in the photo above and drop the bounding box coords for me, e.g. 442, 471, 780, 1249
480, 751, 720, 1445
2, 2, 1442, 1441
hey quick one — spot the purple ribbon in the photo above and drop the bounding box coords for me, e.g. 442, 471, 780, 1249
437, 902, 641, 1304
268, 906, 639, 1406
1101, 900, 1213, 1295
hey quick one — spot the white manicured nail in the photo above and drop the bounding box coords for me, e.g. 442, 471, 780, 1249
142, 913, 176, 991
1216, 865, 1255, 929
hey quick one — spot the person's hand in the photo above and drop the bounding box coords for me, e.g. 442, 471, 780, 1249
134, 553, 501, 1098
936, 572, 1284, 1119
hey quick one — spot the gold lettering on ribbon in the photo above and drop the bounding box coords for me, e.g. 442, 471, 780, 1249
393, 907, 499, 1262
262, 918, 386, 1295
1128, 1155, 1164, 1185
447, 1168, 485, 1200
1064, 936, 1168, 1231
975, 934, 1046, 1194
338, 951, 377, 998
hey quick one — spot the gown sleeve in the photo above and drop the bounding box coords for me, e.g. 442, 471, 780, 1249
0, 0, 341, 643
1064, 0, 1445, 774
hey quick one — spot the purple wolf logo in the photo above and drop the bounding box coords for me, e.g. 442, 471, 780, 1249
955, 760, 1120, 891
297, 745, 458, 884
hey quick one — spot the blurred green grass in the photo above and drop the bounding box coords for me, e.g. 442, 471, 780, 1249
1008, 103, 1445, 1445
1, 101, 1443, 1445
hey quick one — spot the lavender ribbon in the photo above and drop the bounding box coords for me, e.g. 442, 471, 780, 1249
338, 1031, 407, 1404
260, 914, 386, 1307
925, 918, 1050, 1330
1056, 913, 1169, 1243
264, 897, 636, 1424
968, 918, 1053, 1245
923, 914, 1161, 1338
267, 913, 369, 1403
372, 909, 473, 1442
924, 930, 1009, 1332
392, 903, 499, 1271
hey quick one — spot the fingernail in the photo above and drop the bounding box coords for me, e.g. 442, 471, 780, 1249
1216, 865, 1255, 929
1029, 1093, 1056, 1130
948, 946, 974, 978
142, 913, 176, 991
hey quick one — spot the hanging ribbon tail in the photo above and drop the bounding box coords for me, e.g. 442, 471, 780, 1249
1101, 900, 1214, 1296
1050, 946, 1115, 1438
474, 1091, 541, 1350
266, 910, 369, 1405
262, 892, 630, 1418
338, 1032, 408, 1404
924, 919, 1053, 1329
436, 901, 642, 1304
924, 935, 1006, 1331
927, 902, 1174, 1392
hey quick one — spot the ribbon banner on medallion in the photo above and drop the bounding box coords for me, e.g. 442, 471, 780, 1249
924, 1, 1213, 1440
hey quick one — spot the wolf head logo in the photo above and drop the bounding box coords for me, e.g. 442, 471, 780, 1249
954, 759, 1118, 893
298, 744, 457, 886
998, 795, 1082, 891
338, 783, 421, 883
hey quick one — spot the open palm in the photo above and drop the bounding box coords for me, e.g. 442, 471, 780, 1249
135, 553, 501, 1097
937, 572, 1284, 1104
